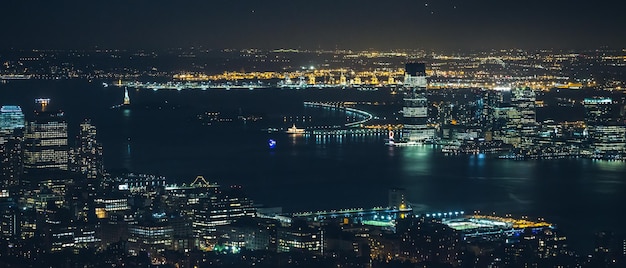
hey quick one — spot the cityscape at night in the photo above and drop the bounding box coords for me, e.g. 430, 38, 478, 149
1, 1, 626, 268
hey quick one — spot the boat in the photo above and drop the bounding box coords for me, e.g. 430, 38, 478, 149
286, 124, 305, 134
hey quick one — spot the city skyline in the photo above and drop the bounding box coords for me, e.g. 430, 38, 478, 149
1, 0, 626, 50
1, 2, 626, 264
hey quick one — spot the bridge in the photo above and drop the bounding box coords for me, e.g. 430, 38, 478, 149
303, 101, 374, 128
307, 128, 387, 136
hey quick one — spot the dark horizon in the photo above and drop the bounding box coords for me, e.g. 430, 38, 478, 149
2, 0, 626, 50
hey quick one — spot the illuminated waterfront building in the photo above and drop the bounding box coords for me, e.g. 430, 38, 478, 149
587, 125, 626, 155
511, 87, 538, 147
24, 110, 69, 171
402, 63, 435, 142
489, 87, 538, 147
583, 97, 613, 125
480, 88, 509, 130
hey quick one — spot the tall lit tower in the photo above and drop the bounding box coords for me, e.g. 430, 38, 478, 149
73, 119, 103, 179
24, 110, 69, 171
123, 88, 131, 105
402, 63, 434, 142
0, 106, 25, 189
403, 63, 428, 88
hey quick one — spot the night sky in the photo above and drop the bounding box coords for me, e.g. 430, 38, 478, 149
1, 0, 625, 50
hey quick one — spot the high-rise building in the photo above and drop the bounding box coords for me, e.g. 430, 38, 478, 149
24, 110, 69, 171
71, 119, 103, 179
511, 88, 537, 147
403, 62, 427, 88
583, 97, 614, 125
511, 88, 537, 127
402, 63, 435, 142
481, 88, 510, 130
0, 106, 25, 131
0, 106, 25, 189
0, 129, 24, 189
490, 88, 538, 147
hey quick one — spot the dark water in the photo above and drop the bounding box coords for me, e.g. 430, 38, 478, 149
1, 80, 625, 252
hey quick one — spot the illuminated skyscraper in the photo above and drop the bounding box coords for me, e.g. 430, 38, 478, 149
0, 106, 25, 188
403, 62, 428, 88
489, 87, 537, 147
0, 130, 23, 188
24, 110, 69, 171
481, 88, 508, 129
402, 63, 435, 142
71, 119, 103, 179
511, 87, 537, 126
0, 106, 25, 130
582, 98, 625, 156
587, 125, 626, 155
511, 87, 537, 147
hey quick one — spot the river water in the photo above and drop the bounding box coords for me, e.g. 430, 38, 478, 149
1, 80, 625, 252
